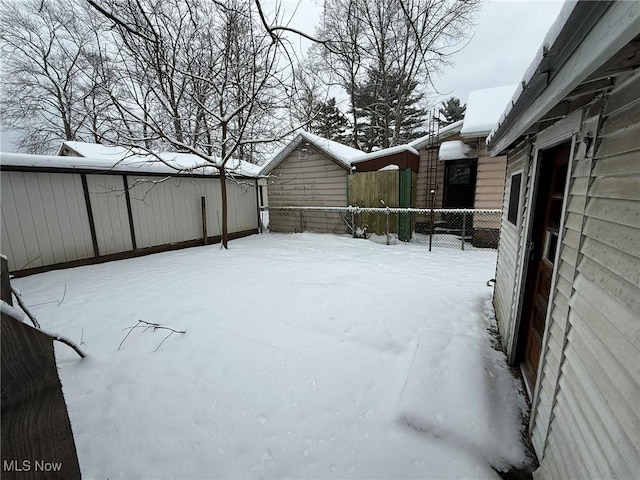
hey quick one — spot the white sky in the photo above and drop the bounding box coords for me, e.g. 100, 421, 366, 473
272, 0, 566, 105
0, 0, 565, 152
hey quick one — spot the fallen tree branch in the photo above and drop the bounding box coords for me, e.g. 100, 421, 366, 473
10, 286, 86, 359
119, 320, 186, 351
11, 286, 41, 329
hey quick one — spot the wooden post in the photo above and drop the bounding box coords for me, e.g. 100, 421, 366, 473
201, 196, 207, 245
1, 256, 11, 305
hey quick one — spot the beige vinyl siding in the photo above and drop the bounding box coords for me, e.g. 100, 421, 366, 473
475, 154, 507, 209
85, 174, 133, 255
493, 139, 530, 345
415, 146, 444, 209
0, 171, 93, 271
268, 147, 347, 233
533, 71, 640, 479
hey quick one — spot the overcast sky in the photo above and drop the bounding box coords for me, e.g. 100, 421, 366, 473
274, 0, 566, 104
0, 0, 565, 152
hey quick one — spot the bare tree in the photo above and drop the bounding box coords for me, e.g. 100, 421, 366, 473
0, 0, 110, 153
313, 0, 366, 148
313, 0, 479, 148
90, 0, 296, 248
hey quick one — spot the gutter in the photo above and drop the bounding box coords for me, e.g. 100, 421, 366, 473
488, 1, 640, 156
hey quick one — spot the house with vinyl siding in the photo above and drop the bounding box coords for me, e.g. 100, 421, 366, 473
487, 1, 640, 478
409, 86, 514, 216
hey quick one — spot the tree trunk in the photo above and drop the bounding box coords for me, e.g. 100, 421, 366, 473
220, 121, 229, 249
220, 165, 228, 249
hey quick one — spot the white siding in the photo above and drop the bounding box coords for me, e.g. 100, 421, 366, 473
85, 174, 133, 255
533, 71, 640, 479
268, 147, 347, 233
1, 172, 93, 271
2, 169, 258, 272
493, 139, 530, 346
128, 176, 258, 248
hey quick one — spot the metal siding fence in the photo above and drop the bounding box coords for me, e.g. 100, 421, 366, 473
2, 171, 259, 272
265, 206, 502, 250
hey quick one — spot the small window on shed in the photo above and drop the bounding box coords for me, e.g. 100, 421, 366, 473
507, 172, 522, 225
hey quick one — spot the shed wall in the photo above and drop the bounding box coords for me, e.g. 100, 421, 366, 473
1, 170, 258, 272
493, 139, 530, 345
1, 172, 94, 270
533, 70, 640, 479
85, 174, 133, 255
267, 147, 347, 233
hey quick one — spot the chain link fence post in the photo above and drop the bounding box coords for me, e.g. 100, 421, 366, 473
385, 207, 390, 245
429, 190, 435, 252
461, 211, 466, 250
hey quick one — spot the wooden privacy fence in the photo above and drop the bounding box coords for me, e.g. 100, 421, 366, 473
1, 257, 82, 479
1, 170, 260, 275
348, 169, 418, 241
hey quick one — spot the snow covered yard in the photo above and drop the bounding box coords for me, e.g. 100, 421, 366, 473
14, 233, 530, 479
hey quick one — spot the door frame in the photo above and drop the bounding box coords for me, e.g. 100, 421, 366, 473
506, 112, 580, 416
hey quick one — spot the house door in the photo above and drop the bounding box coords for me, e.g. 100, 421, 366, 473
443, 159, 477, 208
518, 144, 570, 394
443, 159, 477, 232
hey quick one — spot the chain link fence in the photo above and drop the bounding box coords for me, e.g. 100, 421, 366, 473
265, 206, 502, 250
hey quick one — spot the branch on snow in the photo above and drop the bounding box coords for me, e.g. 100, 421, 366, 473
118, 320, 186, 352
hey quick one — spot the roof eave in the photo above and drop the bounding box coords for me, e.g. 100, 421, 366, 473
410, 120, 463, 150
488, 1, 640, 156
260, 132, 352, 176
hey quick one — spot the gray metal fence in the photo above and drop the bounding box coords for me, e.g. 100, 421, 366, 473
265, 206, 502, 250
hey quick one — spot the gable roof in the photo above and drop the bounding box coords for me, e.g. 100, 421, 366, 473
460, 85, 518, 138
409, 120, 463, 151
58, 141, 261, 177
488, 1, 640, 155
260, 131, 365, 175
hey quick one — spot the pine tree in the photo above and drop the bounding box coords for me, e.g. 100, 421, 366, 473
350, 68, 427, 152
437, 97, 466, 126
311, 98, 349, 142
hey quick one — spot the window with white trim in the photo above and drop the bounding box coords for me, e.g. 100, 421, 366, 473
507, 172, 522, 225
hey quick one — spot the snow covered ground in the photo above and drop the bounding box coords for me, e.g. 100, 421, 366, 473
13, 233, 531, 479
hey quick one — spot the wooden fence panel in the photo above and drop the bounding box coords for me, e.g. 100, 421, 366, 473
1, 257, 81, 479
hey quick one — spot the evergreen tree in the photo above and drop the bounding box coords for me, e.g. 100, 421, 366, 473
310, 98, 349, 143
350, 67, 427, 152
438, 97, 466, 126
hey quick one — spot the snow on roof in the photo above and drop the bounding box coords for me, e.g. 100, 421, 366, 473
60, 140, 147, 159
350, 144, 419, 164
409, 120, 464, 150
438, 141, 477, 161
460, 85, 518, 137
487, 2, 580, 146
1, 150, 259, 178
57, 141, 260, 177
260, 131, 365, 175
299, 131, 364, 166
377, 164, 399, 171
262, 131, 424, 176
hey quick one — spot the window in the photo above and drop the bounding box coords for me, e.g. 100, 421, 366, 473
507, 172, 522, 225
